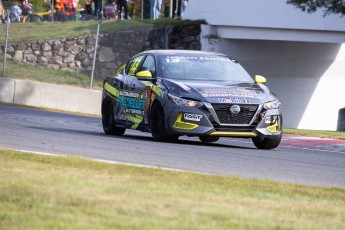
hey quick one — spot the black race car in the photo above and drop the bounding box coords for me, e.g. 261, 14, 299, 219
102, 50, 282, 149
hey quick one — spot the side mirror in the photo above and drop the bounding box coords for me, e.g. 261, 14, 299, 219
136, 70, 155, 81
254, 75, 267, 84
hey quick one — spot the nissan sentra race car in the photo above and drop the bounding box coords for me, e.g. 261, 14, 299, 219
102, 50, 282, 149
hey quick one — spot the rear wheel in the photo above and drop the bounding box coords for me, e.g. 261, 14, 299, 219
199, 136, 220, 143
101, 98, 126, 135
252, 133, 282, 150
150, 103, 178, 142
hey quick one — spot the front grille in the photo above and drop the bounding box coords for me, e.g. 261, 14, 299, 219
212, 124, 257, 132
211, 103, 258, 124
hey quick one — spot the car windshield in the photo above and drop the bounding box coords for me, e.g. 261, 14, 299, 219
158, 54, 254, 83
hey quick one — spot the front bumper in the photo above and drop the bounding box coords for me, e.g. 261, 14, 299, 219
166, 102, 282, 138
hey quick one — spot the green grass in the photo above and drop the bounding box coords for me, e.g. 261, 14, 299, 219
0, 19, 204, 43
0, 149, 344, 229
1, 59, 103, 89
284, 128, 345, 140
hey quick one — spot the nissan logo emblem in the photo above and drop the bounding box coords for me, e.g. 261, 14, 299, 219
230, 105, 241, 114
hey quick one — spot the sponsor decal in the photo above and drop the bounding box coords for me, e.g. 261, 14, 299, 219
117, 88, 151, 116
165, 56, 231, 62
139, 90, 147, 99
125, 108, 145, 115
218, 98, 251, 104
183, 113, 203, 122
117, 96, 146, 110
202, 89, 261, 99
143, 87, 151, 115
119, 91, 139, 98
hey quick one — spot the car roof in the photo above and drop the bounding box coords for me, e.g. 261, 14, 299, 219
141, 50, 228, 57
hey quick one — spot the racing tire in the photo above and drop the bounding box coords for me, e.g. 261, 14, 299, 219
199, 136, 220, 143
251, 133, 282, 150
150, 103, 178, 142
101, 98, 126, 135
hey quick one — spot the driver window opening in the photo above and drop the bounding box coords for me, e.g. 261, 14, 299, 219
139, 55, 156, 78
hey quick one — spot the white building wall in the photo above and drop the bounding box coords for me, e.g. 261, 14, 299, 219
201, 34, 345, 130
184, 1, 345, 131
184, 0, 345, 32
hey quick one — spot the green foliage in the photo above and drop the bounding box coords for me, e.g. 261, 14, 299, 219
287, 0, 345, 16
1, 0, 12, 9
30, 0, 50, 12
1, 0, 49, 12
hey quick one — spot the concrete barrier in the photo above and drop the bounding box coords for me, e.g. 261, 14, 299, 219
0, 78, 16, 104
0, 79, 102, 116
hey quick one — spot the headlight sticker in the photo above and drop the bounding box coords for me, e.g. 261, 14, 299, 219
263, 100, 281, 110
184, 113, 203, 122
168, 94, 203, 107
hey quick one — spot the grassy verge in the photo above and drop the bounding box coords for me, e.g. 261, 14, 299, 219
1, 59, 103, 89
0, 19, 204, 43
284, 128, 345, 140
0, 149, 344, 229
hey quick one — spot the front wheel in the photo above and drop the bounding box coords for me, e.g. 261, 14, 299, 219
150, 103, 178, 142
101, 98, 126, 135
199, 136, 220, 143
252, 133, 282, 150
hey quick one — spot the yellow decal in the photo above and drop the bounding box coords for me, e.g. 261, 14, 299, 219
116, 64, 126, 75
104, 82, 119, 97
151, 85, 163, 98
128, 114, 144, 129
267, 120, 280, 133
129, 57, 144, 76
173, 113, 199, 130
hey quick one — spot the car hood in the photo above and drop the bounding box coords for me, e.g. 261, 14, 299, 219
161, 79, 277, 104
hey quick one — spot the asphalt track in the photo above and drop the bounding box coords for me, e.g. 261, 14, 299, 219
0, 104, 344, 189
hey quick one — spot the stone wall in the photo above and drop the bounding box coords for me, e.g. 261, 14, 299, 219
2, 24, 201, 79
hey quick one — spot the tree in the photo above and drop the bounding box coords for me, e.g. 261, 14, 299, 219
287, 0, 345, 16
2, 0, 50, 12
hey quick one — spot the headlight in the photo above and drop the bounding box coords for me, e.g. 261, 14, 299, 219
168, 94, 203, 107
263, 100, 281, 110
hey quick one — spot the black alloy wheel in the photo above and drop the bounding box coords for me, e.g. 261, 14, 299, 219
251, 133, 282, 150
199, 136, 220, 143
150, 103, 178, 142
101, 98, 126, 135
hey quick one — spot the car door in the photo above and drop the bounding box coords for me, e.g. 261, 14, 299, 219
116, 54, 156, 130
129, 54, 157, 129
115, 55, 145, 125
